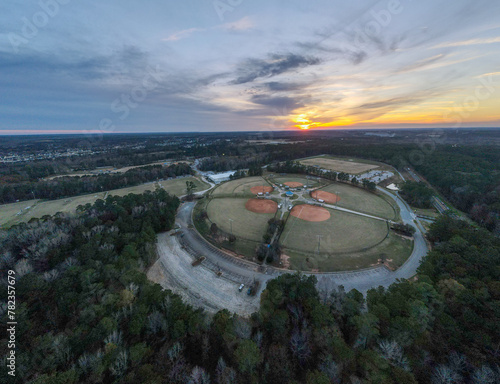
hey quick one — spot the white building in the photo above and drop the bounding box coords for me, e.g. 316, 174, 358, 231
207, 171, 236, 184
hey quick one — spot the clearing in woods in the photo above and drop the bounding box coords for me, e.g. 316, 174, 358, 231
300, 156, 379, 174
0, 177, 208, 228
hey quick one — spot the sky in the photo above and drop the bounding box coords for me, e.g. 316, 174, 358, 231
1, 0, 500, 134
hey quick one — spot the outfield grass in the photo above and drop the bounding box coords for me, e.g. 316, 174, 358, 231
0, 177, 208, 228
206, 198, 275, 242
284, 231, 413, 272
318, 182, 398, 220
281, 208, 388, 255
299, 156, 379, 174
211, 176, 270, 197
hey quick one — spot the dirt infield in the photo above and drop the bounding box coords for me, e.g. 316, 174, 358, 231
245, 199, 278, 214
311, 190, 340, 204
290, 204, 330, 222
250, 186, 274, 194
284, 182, 304, 188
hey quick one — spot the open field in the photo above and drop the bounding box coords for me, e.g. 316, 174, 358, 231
318, 183, 398, 220
211, 176, 270, 196
281, 207, 388, 255
0, 193, 106, 228
206, 198, 275, 242
0, 177, 208, 228
45, 160, 192, 180
0, 199, 41, 227
284, 232, 413, 272
108, 177, 209, 198
300, 156, 379, 174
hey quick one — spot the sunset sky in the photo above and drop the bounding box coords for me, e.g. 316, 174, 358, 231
1, 0, 500, 134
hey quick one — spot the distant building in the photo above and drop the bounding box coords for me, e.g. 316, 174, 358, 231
207, 171, 236, 184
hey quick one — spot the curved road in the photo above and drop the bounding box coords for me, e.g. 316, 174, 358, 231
170, 184, 429, 296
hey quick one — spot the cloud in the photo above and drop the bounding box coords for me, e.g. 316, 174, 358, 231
475, 71, 500, 78
431, 36, 500, 49
163, 17, 253, 42
219, 16, 253, 32
295, 41, 368, 65
251, 95, 305, 110
163, 28, 203, 42
264, 82, 305, 92
395, 54, 446, 74
231, 53, 321, 84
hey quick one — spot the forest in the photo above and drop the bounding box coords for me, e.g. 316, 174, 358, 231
3, 133, 498, 232
1, 188, 498, 383
399, 181, 434, 208
0, 163, 192, 204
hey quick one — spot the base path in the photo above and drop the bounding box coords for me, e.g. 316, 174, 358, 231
311, 190, 340, 204
290, 205, 330, 222
246, 199, 278, 214
250, 186, 273, 194
285, 182, 304, 188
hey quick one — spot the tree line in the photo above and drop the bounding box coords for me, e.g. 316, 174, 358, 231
0, 163, 192, 204
1, 189, 498, 383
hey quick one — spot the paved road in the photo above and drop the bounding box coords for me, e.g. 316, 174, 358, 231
172, 185, 429, 297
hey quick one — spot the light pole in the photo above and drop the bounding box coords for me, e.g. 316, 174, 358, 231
316, 235, 322, 255
229, 219, 233, 235
335, 191, 339, 206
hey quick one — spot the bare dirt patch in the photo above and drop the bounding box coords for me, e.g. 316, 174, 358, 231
245, 199, 278, 214
250, 186, 273, 194
284, 182, 304, 188
311, 190, 340, 204
281, 254, 291, 269
290, 204, 331, 222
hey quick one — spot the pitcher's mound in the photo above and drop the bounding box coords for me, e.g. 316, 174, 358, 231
245, 199, 278, 214
291, 204, 330, 222
311, 190, 341, 204
250, 186, 274, 194
284, 182, 304, 188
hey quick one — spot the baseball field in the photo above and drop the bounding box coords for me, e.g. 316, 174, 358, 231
314, 182, 398, 220
299, 156, 379, 174
270, 175, 322, 188
211, 176, 273, 197
196, 174, 413, 271
206, 198, 277, 242
281, 205, 388, 255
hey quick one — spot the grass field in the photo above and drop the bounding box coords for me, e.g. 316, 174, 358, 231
206, 198, 275, 242
299, 156, 379, 174
0, 177, 208, 228
211, 176, 271, 197
108, 177, 209, 198
318, 183, 398, 220
284, 231, 413, 272
281, 208, 388, 255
